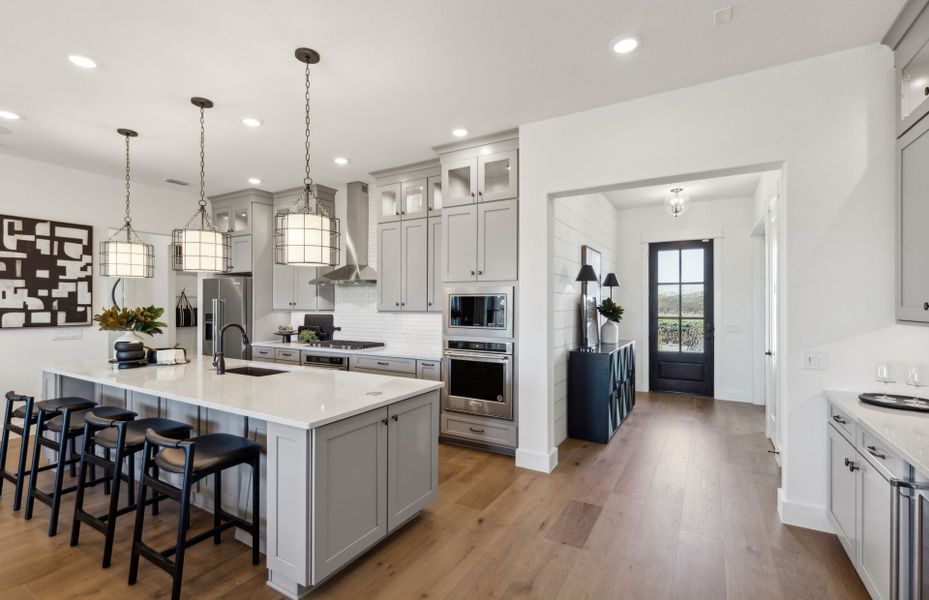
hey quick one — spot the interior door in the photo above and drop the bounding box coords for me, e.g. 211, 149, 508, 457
649, 240, 714, 396
764, 194, 780, 446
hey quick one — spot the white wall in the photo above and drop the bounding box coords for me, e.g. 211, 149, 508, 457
517, 44, 919, 531
0, 152, 198, 397
551, 192, 618, 444
614, 196, 757, 403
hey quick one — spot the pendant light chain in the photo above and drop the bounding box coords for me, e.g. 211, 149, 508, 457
303, 60, 314, 210
124, 133, 132, 228
198, 105, 207, 225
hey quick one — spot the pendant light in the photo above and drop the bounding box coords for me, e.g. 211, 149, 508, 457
274, 47, 340, 267
99, 129, 154, 278
665, 187, 690, 218
172, 97, 230, 272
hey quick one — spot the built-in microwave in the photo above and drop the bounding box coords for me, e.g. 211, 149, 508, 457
444, 286, 514, 339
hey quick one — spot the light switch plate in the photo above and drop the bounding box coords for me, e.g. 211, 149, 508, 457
801, 349, 828, 371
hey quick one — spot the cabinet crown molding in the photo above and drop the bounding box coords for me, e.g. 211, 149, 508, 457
370, 159, 440, 181
432, 128, 519, 155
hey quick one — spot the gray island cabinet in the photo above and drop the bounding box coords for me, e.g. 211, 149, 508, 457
42, 357, 441, 599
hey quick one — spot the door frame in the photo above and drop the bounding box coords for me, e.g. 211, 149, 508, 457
647, 239, 715, 396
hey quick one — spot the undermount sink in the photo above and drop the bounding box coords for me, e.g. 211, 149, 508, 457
224, 366, 286, 377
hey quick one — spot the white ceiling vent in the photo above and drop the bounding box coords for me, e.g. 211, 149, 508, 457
165, 178, 190, 186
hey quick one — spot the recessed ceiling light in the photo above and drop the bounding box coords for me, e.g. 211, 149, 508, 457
0, 110, 20, 121
242, 117, 262, 127
68, 55, 97, 69
452, 128, 468, 137
611, 37, 639, 54
333, 157, 349, 166
248, 177, 262, 185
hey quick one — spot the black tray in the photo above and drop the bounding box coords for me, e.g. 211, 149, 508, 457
859, 393, 929, 413
108, 359, 147, 369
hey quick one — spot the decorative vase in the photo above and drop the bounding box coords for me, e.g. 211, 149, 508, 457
600, 320, 620, 345
113, 331, 145, 366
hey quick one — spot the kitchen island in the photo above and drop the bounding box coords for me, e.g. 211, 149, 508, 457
42, 357, 443, 598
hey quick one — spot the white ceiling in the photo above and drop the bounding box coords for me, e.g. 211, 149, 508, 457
0, 0, 904, 196
603, 171, 771, 209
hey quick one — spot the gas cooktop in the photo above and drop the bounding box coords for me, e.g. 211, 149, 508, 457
305, 340, 385, 350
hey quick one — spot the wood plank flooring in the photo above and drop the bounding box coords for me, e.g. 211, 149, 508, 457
0, 392, 865, 599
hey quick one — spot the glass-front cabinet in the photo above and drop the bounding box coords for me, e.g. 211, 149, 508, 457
478, 150, 518, 203
427, 175, 443, 216
213, 203, 250, 234
401, 178, 428, 219
892, 4, 929, 135
378, 183, 401, 223
442, 158, 477, 207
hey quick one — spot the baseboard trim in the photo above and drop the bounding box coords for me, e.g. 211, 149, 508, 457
778, 488, 833, 533
716, 389, 754, 403
515, 446, 558, 473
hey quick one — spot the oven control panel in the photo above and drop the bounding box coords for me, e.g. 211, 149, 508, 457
446, 340, 511, 354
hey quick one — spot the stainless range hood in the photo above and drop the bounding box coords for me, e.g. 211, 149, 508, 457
313, 181, 377, 284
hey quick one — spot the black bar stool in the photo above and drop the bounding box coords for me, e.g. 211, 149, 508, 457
71, 410, 193, 568
25, 401, 133, 536
129, 430, 261, 600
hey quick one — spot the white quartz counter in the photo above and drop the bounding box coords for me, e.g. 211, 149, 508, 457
252, 340, 443, 362
825, 389, 929, 477
44, 357, 443, 430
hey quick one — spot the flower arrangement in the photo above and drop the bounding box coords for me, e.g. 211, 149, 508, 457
298, 329, 320, 343
93, 305, 167, 337
596, 297, 624, 323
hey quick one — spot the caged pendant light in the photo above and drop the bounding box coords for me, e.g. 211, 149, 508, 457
99, 128, 154, 278
172, 97, 230, 272
274, 47, 340, 267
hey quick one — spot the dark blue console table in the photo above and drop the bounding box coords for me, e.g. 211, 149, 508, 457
568, 340, 636, 443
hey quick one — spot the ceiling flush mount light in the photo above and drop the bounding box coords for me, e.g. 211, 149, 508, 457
333, 157, 349, 166
452, 128, 468, 138
665, 187, 690, 218
242, 117, 262, 127
172, 97, 230, 273
274, 47, 340, 268
248, 177, 262, 185
611, 37, 639, 54
68, 55, 97, 69
0, 110, 20, 120
99, 129, 154, 278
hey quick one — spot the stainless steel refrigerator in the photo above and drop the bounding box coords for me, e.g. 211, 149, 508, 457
203, 276, 253, 359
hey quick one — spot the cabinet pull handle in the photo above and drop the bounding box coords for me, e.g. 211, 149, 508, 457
469, 427, 485, 433
377, 361, 390, 366
832, 414, 847, 425
865, 445, 887, 460
391, 415, 398, 422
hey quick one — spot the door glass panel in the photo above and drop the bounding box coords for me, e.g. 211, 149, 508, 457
447, 165, 472, 200
381, 188, 398, 218
233, 207, 249, 232
903, 40, 929, 119
448, 359, 505, 402
681, 319, 705, 353
214, 210, 231, 233
657, 284, 680, 317
657, 318, 680, 352
680, 284, 704, 317
404, 184, 424, 215
483, 157, 511, 196
657, 250, 679, 283
430, 179, 442, 211
681, 248, 704, 282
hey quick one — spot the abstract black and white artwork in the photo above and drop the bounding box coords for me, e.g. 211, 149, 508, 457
0, 215, 93, 328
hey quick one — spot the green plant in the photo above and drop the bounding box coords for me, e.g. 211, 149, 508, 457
596, 297, 624, 322
93, 305, 167, 337
298, 329, 320, 343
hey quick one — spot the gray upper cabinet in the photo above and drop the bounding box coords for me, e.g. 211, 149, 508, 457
442, 204, 478, 281
378, 222, 403, 311
477, 199, 518, 281
896, 114, 929, 322
442, 158, 477, 207
427, 217, 442, 312
386, 394, 438, 532
427, 175, 443, 217
272, 263, 295, 309
477, 150, 518, 203
377, 183, 401, 223
229, 234, 252, 273
887, 1, 929, 136
312, 407, 388, 584
401, 219, 428, 311
213, 202, 251, 234
401, 179, 428, 220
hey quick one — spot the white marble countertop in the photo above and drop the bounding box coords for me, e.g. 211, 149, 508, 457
44, 357, 443, 430
825, 389, 929, 478
251, 340, 443, 362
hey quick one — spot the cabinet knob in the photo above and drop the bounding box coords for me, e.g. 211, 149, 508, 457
478, 191, 483, 199
844, 457, 859, 472
470, 270, 475, 276
395, 302, 400, 306
471, 193, 475, 199
428, 302, 432, 306
401, 302, 405, 306
478, 270, 483, 275
391, 414, 398, 422
381, 418, 389, 426
924, 302, 928, 311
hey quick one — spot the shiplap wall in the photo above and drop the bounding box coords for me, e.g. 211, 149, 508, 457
551, 192, 618, 444
290, 183, 442, 349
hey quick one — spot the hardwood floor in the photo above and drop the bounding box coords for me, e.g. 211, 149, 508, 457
0, 392, 864, 599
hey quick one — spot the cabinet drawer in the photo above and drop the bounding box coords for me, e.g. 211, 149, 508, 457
859, 429, 907, 480
442, 414, 516, 448
829, 403, 856, 442
416, 360, 441, 381
253, 347, 274, 360
275, 349, 300, 364
353, 356, 416, 375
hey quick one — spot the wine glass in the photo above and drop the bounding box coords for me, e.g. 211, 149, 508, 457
876, 362, 895, 400
906, 366, 925, 402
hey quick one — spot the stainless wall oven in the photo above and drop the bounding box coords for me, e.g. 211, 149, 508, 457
444, 340, 513, 420
444, 286, 514, 339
